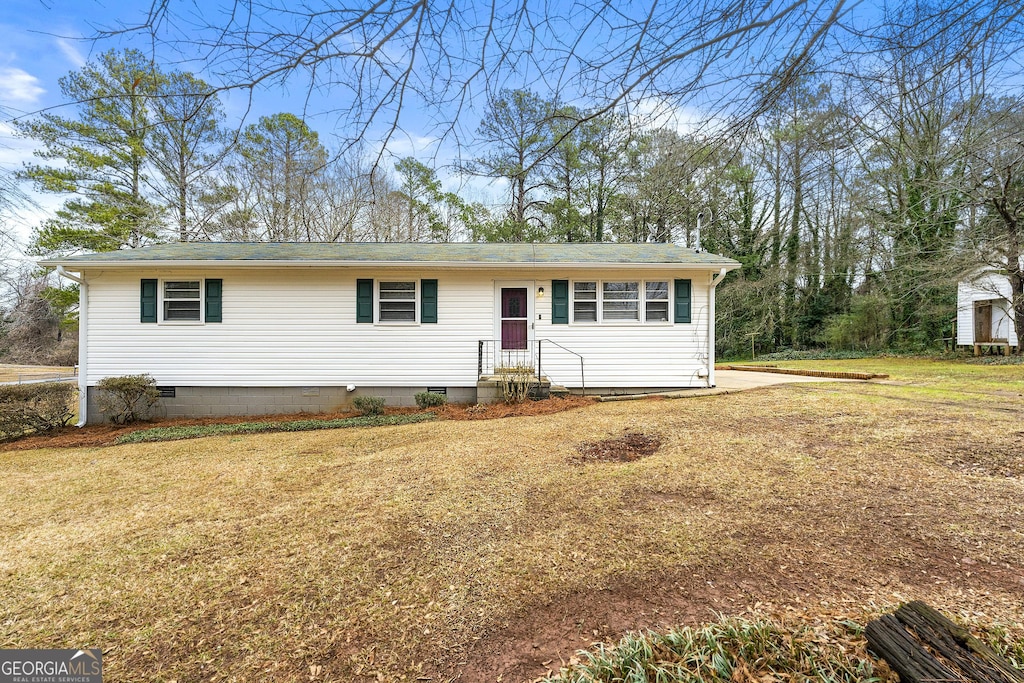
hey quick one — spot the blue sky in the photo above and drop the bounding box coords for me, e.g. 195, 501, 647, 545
0, 0, 789, 231
0, 0, 163, 249
4, 0, 1019, 256
0, 0, 529, 249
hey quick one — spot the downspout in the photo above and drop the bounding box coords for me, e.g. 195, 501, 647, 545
56, 266, 88, 427
706, 268, 728, 387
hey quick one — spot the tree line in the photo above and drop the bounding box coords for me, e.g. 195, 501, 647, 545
5, 7, 1024, 360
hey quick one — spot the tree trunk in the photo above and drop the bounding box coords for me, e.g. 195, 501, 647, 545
1008, 245, 1024, 355
178, 131, 188, 242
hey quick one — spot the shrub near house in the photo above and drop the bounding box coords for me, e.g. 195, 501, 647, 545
0, 382, 75, 440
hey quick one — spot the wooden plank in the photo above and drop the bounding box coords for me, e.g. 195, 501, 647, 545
866, 614, 965, 683
866, 603, 1024, 683
895, 602, 1024, 683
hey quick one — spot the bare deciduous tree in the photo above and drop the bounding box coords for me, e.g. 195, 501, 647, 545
102, 1, 1023, 157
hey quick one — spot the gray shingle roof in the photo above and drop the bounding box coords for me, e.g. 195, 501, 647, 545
41, 242, 741, 269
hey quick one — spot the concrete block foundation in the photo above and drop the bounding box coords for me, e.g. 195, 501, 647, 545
85, 385, 477, 424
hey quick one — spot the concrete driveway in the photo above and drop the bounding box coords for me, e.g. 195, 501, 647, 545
597, 368, 859, 402
714, 369, 857, 390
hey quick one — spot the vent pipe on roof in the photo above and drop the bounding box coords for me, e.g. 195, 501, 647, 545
694, 210, 710, 253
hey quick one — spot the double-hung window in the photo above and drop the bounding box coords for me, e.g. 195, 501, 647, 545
645, 281, 670, 322
573, 282, 597, 322
142, 278, 222, 324
357, 278, 438, 324
378, 281, 417, 322
163, 280, 202, 322
602, 281, 640, 321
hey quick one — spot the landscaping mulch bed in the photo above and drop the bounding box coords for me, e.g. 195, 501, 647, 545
0, 395, 595, 451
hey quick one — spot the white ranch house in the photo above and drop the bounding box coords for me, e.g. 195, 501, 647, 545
44, 242, 740, 424
956, 273, 1019, 355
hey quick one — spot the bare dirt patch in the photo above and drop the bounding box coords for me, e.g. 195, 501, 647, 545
573, 430, 662, 463
929, 431, 1024, 478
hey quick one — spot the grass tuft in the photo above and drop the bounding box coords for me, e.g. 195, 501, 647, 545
542, 616, 885, 683
114, 412, 435, 443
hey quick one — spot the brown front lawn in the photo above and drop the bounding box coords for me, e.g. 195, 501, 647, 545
1, 361, 1022, 681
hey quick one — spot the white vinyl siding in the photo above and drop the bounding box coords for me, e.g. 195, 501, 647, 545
88, 269, 489, 387
538, 270, 713, 388
956, 276, 1018, 346
84, 267, 715, 390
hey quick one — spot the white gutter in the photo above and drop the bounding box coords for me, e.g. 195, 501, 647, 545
39, 259, 738, 271
56, 266, 88, 427
706, 267, 728, 388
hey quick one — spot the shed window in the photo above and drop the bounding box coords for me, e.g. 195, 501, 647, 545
163, 281, 201, 321
379, 281, 417, 322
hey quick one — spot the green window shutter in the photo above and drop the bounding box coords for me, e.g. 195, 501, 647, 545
205, 279, 223, 323
421, 279, 438, 323
551, 280, 569, 324
141, 279, 157, 323
356, 279, 373, 323
674, 279, 692, 324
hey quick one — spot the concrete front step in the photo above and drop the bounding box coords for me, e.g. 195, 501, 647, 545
477, 375, 552, 403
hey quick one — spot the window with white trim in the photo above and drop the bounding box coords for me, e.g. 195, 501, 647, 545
573, 282, 597, 322
378, 281, 417, 322
603, 281, 640, 321
162, 280, 202, 322
645, 281, 670, 322
570, 280, 673, 323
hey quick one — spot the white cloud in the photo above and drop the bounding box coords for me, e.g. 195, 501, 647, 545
0, 122, 60, 247
55, 37, 87, 69
375, 132, 442, 161
629, 98, 728, 136
0, 67, 44, 105
0, 121, 38, 166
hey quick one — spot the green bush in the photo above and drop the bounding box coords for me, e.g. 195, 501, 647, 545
816, 293, 891, 351
0, 382, 75, 440
95, 374, 161, 424
352, 395, 385, 416
414, 391, 447, 409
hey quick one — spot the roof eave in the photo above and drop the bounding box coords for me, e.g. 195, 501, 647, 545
42, 259, 742, 270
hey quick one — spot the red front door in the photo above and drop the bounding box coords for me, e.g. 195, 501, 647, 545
501, 288, 528, 350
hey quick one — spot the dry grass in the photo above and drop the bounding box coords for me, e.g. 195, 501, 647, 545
0, 363, 76, 383
1, 359, 1023, 682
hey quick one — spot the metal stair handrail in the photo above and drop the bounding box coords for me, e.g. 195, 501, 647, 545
537, 339, 585, 394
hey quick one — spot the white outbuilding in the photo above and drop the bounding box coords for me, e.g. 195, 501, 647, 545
956, 273, 1018, 355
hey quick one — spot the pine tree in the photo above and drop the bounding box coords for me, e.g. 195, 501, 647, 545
18, 49, 165, 254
